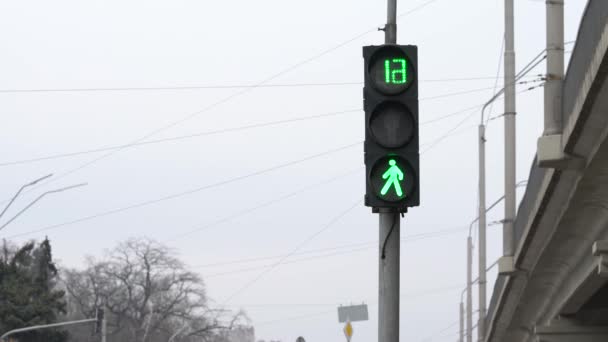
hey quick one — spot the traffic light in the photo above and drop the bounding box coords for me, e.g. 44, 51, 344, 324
363, 45, 419, 211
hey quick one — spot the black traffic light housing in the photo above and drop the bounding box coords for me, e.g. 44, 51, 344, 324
363, 44, 419, 211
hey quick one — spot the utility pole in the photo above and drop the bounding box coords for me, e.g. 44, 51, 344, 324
460, 302, 465, 342
537, 0, 564, 168
503, 0, 517, 260
379, 211, 400, 342
543, 0, 564, 137
378, 1, 400, 342
101, 307, 107, 342
477, 124, 487, 342
466, 236, 472, 342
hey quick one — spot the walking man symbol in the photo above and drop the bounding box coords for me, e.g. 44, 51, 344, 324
381, 159, 404, 197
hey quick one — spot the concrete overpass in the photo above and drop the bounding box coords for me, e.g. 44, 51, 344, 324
484, 1, 608, 341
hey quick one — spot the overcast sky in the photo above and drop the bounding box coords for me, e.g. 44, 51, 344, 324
0, 1, 588, 341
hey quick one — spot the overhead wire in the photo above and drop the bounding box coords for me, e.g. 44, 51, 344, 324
249, 285, 462, 325
229, 284, 462, 309
200, 227, 466, 278
0, 0, 445, 203
193, 225, 467, 269
220, 198, 363, 304
4, 97, 497, 240
0, 108, 360, 167
200, 227, 468, 278
4, 80, 545, 240
167, 167, 363, 241
1, 87, 506, 168
422, 81, 544, 154
0, 76, 539, 94
485, 36, 505, 125
5, 142, 361, 239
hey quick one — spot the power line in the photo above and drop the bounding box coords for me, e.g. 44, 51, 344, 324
167, 167, 363, 241
194, 225, 467, 269
0, 77, 538, 94
220, 199, 362, 304
421, 109, 479, 154
0, 93, 499, 168
201, 227, 467, 278
421, 319, 460, 342
5, 142, 361, 239
5, 96, 491, 240
230, 284, 462, 309
420, 104, 483, 125
2, 93, 487, 240
421, 83, 545, 154
0, 108, 359, 167
252, 285, 462, 325
486, 36, 505, 125
1, 0, 443, 204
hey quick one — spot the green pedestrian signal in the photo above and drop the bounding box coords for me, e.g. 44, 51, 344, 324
380, 159, 404, 197
368, 156, 416, 204
364, 44, 419, 210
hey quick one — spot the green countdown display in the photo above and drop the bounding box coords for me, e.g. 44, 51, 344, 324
368, 46, 414, 95
384, 58, 407, 84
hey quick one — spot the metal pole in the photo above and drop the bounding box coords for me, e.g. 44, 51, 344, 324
466, 237, 473, 342
544, 0, 564, 135
0, 183, 87, 232
379, 2, 399, 342
460, 302, 465, 342
503, 0, 516, 257
1, 318, 96, 341
101, 307, 107, 342
478, 124, 487, 342
379, 211, 400, 342
0, 174, 52, 219
385, 0, 397, 44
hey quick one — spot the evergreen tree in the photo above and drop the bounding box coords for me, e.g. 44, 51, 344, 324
0, 239, 68, 342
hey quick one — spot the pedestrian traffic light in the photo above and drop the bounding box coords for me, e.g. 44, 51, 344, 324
363, 45, 419, 211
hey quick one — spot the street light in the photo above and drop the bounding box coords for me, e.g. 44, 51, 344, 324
0, 174, 53, 220
0, 182, 87, 232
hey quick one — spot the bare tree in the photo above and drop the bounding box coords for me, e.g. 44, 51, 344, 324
62, 237, 245, 342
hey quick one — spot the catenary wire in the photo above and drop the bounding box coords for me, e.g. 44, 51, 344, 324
486, 36, 505, 125
422, 84, 544, 154
0, 0, 444, 203
201, 227, 467, 278
193, 225, 467, 269
0, 83, 524, 168
4, 96, 491, 241
0, 108, 359, 167
220, 199, 362, 304
230, 284, 462, 309
0, 76, 539, 94
253, 285, 462, 325
5, 82, 543, 240
167, 167, 364, 241
4, 142, 361, 239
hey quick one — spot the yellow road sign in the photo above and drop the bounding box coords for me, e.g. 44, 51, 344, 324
344, 321, 353, 341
